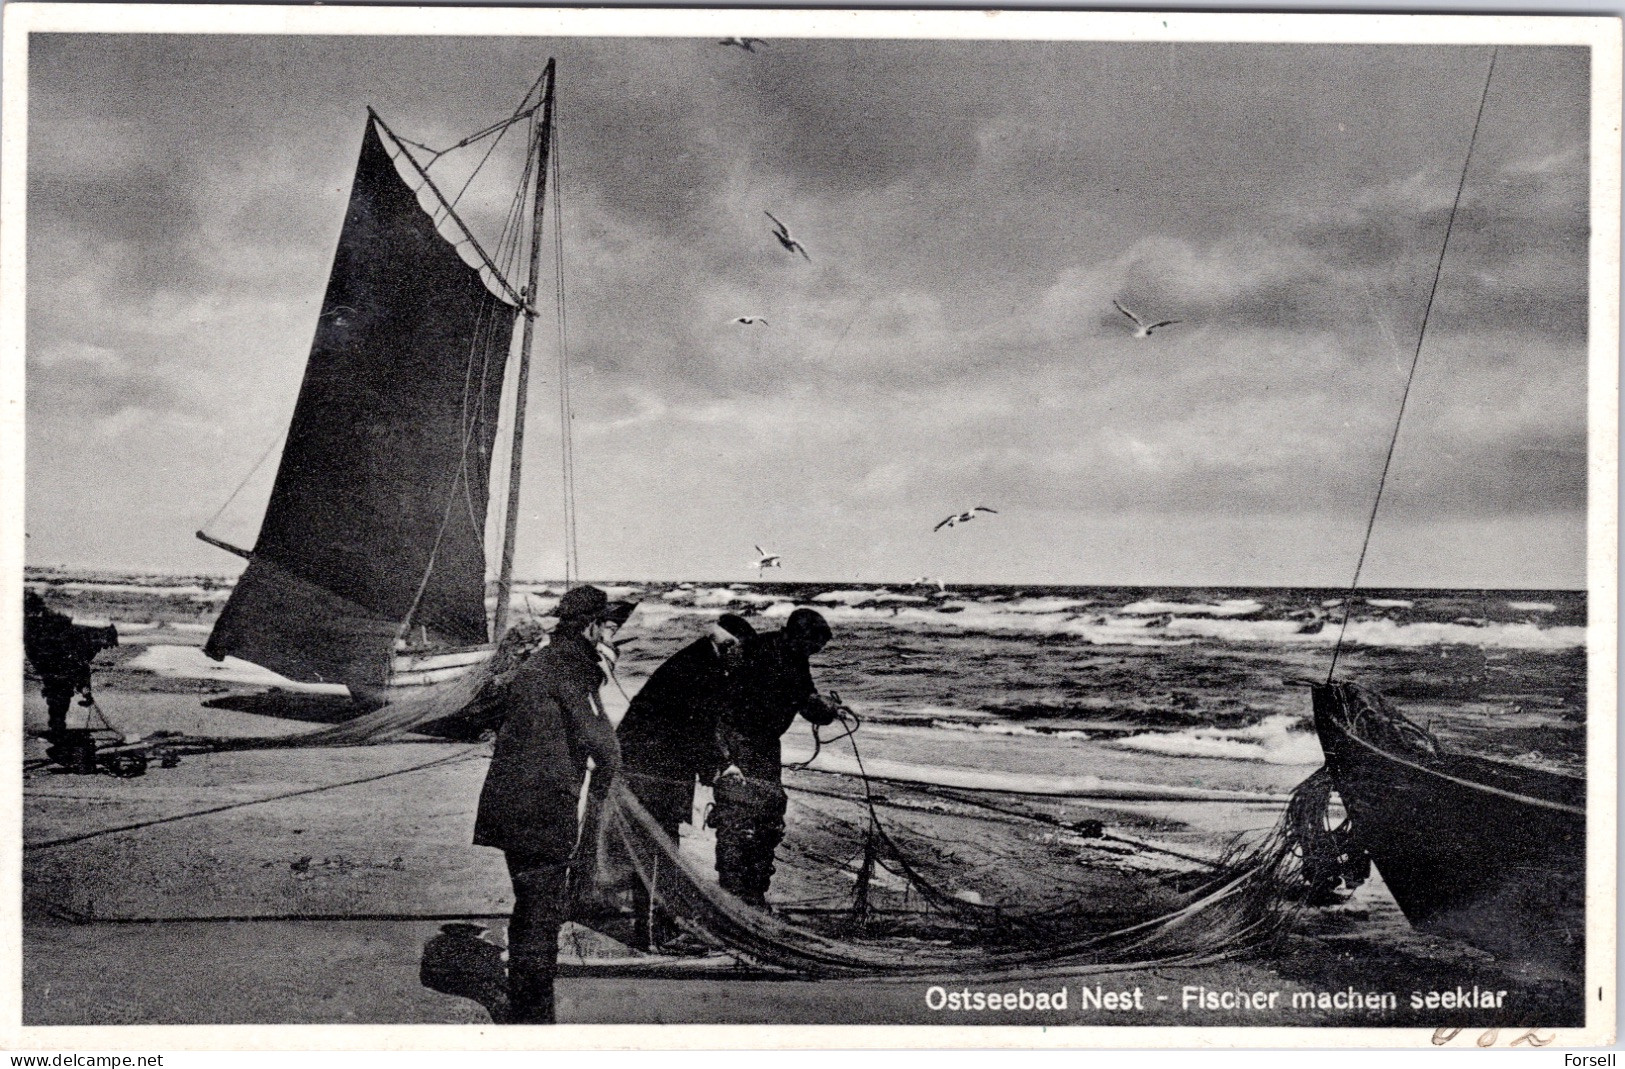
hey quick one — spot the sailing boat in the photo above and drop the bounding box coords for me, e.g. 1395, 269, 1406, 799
1305, 49, 1586, 972
198, 63, 560, 704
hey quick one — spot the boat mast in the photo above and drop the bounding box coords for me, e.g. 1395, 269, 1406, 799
492, 59, 556, 639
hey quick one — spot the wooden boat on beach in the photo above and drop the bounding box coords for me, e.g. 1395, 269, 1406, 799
1310, 681, 1585, 972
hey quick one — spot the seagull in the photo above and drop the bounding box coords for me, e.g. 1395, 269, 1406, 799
732, 316, 770, 326
914, 576, 947, 593
1113, 300, 1179, 338
318, 304, 358, 326
765, 212, 811, 261
720, 37, 767, 52
752, 545, 782, 572
933, 506, 998, 532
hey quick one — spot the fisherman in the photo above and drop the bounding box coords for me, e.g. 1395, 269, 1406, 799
22, 590, 118, 739
472, 584, 625, 1025
711, 607, 843, 909
616, 612, 757, 950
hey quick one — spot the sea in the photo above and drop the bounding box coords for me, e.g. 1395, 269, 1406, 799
29, 572, 1587, 779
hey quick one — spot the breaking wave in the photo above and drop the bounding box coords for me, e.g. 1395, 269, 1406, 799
1107, 715, 1325, 765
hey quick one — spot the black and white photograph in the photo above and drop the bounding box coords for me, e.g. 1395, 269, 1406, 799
3, 5, 1617, 1045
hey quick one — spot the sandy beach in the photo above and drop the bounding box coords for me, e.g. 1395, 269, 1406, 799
22, 622, 1584, 1030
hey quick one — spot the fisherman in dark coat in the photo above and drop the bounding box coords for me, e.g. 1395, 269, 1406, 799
711, 607, 842, 908
616, 612, 756, 949
472, 585, 624, 1025
23, 590, 117, 739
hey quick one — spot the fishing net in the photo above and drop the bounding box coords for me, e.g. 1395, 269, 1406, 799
1279, 767, 1370, 906
575, 762, 1344, 980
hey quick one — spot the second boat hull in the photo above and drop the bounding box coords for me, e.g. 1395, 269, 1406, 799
1311, 682, 1585, 973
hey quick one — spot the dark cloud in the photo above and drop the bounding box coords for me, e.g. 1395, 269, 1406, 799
910, 411, 1587, 523
721, 40, 985, 196
22, 33, 1593, 583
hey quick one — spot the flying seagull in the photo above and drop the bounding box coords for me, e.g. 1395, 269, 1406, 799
934, 507, 998, 532
753, 545, 782, 572
765, 212, 811, 261
720, 37, 768, 52
318, 304, 359, 326
732, 316, 770, 326
1113, 300, 1179, 338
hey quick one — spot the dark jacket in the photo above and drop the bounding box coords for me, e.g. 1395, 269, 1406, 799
617, 636, 734, 824
717, 630, 837, 780
473, 633, 621, 860
23, 602, 111, 687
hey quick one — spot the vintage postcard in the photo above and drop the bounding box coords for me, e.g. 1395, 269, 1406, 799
0, 4, 1617, 1050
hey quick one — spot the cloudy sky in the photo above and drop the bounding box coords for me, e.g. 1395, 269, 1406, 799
24, 29, 1594, 587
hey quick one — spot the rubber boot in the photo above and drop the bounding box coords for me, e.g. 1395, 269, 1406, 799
507, 953, 557, 1024
44, 691, 70, 739
716, 829, 753, 900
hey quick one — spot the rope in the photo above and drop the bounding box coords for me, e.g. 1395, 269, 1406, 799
375, 120, 527, 310
482, 119, 543, 577
198, 430, 286, 535
36, 906, 515, 926
400, 66, 549, 170
1328, 47, 1498, 682
430, 66, 544, 275
24, 746, 483, 852
784, 700, 861, 770
551, 114, 581, 586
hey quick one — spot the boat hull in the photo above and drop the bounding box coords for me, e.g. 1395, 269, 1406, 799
389, 644, 496, 687
346, 643, 496, 701
1311, 683, 1585, 972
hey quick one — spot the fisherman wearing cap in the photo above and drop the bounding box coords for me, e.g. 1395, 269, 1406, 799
472, 584, 627, 1024
615, 612, 757, 950
711, 607, 843, 909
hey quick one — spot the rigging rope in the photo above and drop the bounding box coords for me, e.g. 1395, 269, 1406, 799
395, 292, 511, 645
405, 66, 550, 170
377, 122, 527, 311
1327, 47, 1498, 682
397, 72, 549, 644
198, 429, 286, 535
445, 125, 519, 216
550, 114, 582, 585
480, 114, 543, 580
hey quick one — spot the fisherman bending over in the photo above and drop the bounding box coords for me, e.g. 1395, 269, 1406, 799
472, 585, 625, 1024
616, 612, 756, 950
23, 590, 118, 739
711, 607, 842, 909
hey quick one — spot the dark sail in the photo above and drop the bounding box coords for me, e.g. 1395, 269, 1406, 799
206, 118, 517, 688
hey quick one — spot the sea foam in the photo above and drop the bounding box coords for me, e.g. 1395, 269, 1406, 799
1120, 599, 1266, 617
1107, 715, 1324, 765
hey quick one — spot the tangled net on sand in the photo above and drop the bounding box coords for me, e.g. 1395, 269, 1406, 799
585, 769, 1344, 981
